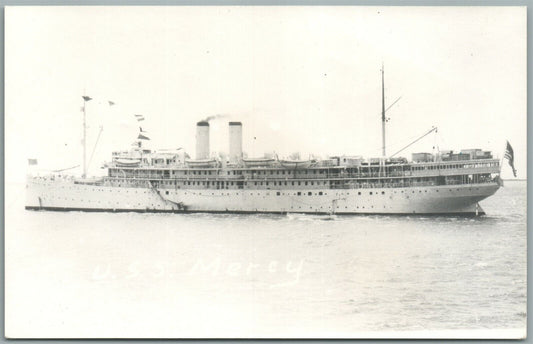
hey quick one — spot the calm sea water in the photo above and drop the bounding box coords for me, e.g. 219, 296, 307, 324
5, 180, 527, 338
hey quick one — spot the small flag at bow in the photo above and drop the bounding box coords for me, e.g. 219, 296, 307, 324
504, 141, 517, 177
108, 100, 115, 106
138, 133, 150, 140
82, 96, 92, 102
28, 158, 38, 166
134, 114, 145, 122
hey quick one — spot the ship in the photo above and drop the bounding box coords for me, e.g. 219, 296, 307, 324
25, 69, 502, 216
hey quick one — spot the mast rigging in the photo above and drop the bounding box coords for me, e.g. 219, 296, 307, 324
381, 64, 386, 157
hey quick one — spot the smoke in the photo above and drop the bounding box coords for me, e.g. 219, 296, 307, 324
200, 114, 228, 122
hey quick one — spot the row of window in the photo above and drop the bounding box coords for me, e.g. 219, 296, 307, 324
110, 178, 459, 186
412, 162, 499, 171
112, 161, 499, 177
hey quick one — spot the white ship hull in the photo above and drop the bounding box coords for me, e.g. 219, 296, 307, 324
25, 178, 499, 216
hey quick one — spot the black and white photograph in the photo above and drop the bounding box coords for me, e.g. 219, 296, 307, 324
4, 5, 527, 338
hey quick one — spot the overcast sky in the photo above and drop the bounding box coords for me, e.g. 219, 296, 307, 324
6, 6, 526, 181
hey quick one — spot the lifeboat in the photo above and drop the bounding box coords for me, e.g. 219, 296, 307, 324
185, 158, 218, 168
278, 159, 316, 169
242, 158, 276, 167
115, 158, 141, 167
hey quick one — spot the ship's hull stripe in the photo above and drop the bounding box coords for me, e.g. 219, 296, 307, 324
24, 206, 485, 217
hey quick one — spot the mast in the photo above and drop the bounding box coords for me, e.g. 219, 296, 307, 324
83, 98, 87, 178
82, 94, 92, 178
381, 64, 386, 157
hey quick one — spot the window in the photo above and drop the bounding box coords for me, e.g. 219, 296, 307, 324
297, 192, 301, 196
319, 191, 323, 195
308, 192, 312, 196
276, 192, 281, 196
